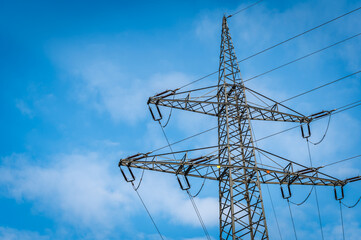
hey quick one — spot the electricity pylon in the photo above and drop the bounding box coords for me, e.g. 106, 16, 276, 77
119, 16, 361, 240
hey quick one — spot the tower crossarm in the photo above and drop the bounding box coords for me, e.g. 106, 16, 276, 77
243, 104, 309, 122
147, 86, 331, 123
118, 150, 361, 187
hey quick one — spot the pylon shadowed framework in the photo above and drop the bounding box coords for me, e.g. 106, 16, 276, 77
118, 16, 361, 240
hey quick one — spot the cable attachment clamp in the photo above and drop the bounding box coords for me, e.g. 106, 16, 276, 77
148, 99, 163, 121
334, 185, 344, 201
176, 153, 191, 190
300, 122, 311, 139
281, 184, 292, 199
120, 165, 135, 183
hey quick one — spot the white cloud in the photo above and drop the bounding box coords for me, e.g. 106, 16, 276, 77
72, 63, 191, 123
50, 41, 192, 124
13, 1, 360, 239
15, 99, 34, 118
0, 152, 219, 238
0, 227, 49, 240
128, 171, 219, 227
0, 153, 132, 230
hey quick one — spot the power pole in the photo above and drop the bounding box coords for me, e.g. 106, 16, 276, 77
119, 16, 361, 240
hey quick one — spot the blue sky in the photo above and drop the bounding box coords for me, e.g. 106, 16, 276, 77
1, 0, 361, 239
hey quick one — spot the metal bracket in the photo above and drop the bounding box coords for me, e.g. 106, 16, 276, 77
185, 93, 190, 109
175, 153, 191, 190
334, 185, 344, 201
120, 166, 135, 183
271, 103, 279, 112
175, 153, 187, 175
280, 163, 295, 184
284, 163, 293, 173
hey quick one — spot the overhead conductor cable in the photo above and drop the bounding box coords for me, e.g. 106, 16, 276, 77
179, 5, 361, 89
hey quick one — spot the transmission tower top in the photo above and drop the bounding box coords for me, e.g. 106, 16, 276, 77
119, 15, 361, 240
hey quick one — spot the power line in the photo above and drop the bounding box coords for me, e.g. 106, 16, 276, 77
322, 154, 361, 168
334, 99, 361, 114
141, 97, 360, 238
179, 42, 361, 116
121, 8, 361, 239
252, 129, 283, 240
133, 168, 145, 191
151, 126, 218, 153
227, 0, 265, 18
280, 70, 361, 103
148, 145, 219, 158
175, 66, 361, 107
255, 99, 361, 143
157, 120, 212, 240
306, 139, 324, 240
148, 68, 361, 163
341, 197, 361, 208
309, 114, 332, 145
131, 182, 165, 240
314, 188, 325, 240
179, 5, 361, 89
287, 199, 298, 240
290, 186, 314, 206
179, 70, 218, 90
188, 166, 209, 198
149, 98, 361, 155
162, 95, 174, 128
339, 201, 346, 240
244, 32, 361, 83
187, 190, 212, 240
238, 5, 361, 64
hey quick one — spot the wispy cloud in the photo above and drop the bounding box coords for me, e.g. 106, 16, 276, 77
0, 152, 219, 239
0, 227, 49, 240
139, 174, 218, 227
15, 99, 34, 118
50, 40, 192, 124
3, 1, 360, 239
0, 153, 132, 230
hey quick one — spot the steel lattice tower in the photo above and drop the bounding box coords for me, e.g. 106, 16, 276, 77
119, 16, 361, 240
218, 16, 268, 239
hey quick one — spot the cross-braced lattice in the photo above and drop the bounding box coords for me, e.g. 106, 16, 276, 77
119, 16, 361, 240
